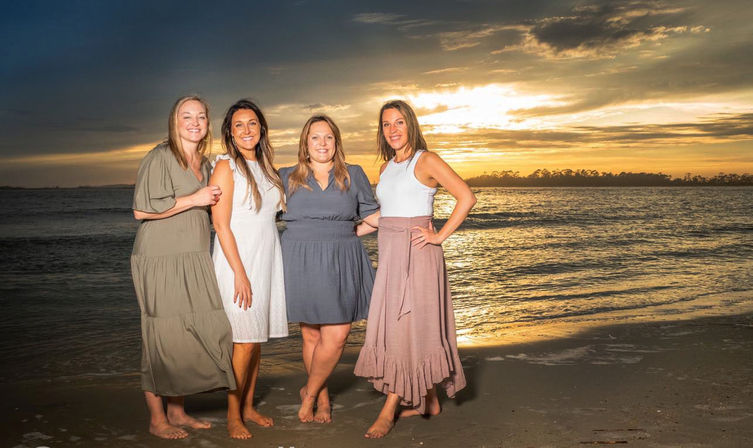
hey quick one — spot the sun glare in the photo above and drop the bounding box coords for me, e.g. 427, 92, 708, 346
406, 84, 563, 133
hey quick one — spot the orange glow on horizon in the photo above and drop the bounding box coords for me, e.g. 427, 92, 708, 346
2, 83, 751, 187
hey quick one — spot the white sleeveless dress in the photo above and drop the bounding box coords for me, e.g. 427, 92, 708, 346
212, 155, 288, 343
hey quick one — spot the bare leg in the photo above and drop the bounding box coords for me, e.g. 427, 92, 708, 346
365, 393, 401, 439
399, 386, 442, 418
144, 391, 188, 439
241, 344, 274, 427
227, 343, 253, 439
300, 327, 332, 424
299, 324, 321, 423
298, 323, 351, 423
305, 323, 350, 423
301, 325, 331, 422
166, 396, 211, 429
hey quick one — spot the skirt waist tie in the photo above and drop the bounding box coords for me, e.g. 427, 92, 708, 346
378, 216, 432, 320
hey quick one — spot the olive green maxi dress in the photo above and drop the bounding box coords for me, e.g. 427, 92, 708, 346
131, 144, 236, 396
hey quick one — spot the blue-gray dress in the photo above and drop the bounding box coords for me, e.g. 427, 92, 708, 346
280, 164, 379, 324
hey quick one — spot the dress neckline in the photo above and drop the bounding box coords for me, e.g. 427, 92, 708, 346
392, 150, 423, 165
186, 158, 206, 184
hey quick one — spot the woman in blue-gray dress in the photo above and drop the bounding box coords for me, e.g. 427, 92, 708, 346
279, 115, 380, 424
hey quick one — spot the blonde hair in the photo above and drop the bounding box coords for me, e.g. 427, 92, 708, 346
376, 99, 428, 162
166, 95, 212, 169
287, 115, 350, 194
220, 99, 286, 212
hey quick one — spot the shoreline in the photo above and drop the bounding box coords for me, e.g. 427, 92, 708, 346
3, 185, 753, 190
4, 312, 753, 447
457, 290, 753, 347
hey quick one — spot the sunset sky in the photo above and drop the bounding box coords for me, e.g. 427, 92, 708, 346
1, 0, 751, 187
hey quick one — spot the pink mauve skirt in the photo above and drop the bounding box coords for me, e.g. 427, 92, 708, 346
354, 216, 466, 413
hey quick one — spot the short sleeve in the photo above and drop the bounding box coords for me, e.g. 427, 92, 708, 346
132, 146, 177, 213
278, 166, 293, 192
350, 165, 379, 219
212, 154, 236, 172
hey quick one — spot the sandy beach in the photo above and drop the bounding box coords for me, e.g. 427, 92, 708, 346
3, 313, 752, 447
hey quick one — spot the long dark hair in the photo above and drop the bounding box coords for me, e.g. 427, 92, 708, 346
376, 99, 428, 162
220, 99, 285, 211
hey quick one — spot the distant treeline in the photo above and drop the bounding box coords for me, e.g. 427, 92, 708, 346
3, 171, 753, 189
466, 169, 753, 187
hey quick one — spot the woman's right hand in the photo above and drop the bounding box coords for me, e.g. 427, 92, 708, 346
355, 221, 377, 236
192, 185, 222, 206
234, 273, 253, 310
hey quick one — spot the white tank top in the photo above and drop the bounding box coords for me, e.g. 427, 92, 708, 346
376, 150, 437, 217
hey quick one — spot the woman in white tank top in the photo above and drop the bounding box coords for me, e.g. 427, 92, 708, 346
354, 100, 477, 438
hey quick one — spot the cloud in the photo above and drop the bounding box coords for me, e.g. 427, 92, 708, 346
423, 111, 753, 151
1, 143, 155, 166
355, 1, 704, 59
307, 103, 351, 113
266, 103, 355, 123
503, 0, 702, 59
352, 12, 437, 31
438, 25, 521, 51
573, 112, 753, 144
2, 1, 750, 186
352, 12, 402, 24
423, 67, 468, 75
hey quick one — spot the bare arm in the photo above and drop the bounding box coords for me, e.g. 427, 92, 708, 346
412, 152, 476, 247
210, 160, 252, 310
356, 210, 380, 236
355, 161, 389, 236
133, 185, 221, 220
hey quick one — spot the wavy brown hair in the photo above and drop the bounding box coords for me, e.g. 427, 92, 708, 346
220, 99, 285, 212
376, 99, 428, 162
167, 95, 213, 169
287, 115, 350, 195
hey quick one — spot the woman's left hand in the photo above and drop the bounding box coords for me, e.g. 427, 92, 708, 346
411, 222, 442, 248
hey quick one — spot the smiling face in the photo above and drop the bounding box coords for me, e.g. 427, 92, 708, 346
381, 108, 409, 152
176, 99, 208, 146
231, 108, 261, 153
306, 120, 336, 165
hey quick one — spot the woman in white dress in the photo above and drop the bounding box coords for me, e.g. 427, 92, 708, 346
210, 99, 288, 439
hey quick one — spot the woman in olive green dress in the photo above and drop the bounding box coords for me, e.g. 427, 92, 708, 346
131, 96, 236, 440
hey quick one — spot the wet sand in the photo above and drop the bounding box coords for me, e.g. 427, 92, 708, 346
3, 313, 752, 447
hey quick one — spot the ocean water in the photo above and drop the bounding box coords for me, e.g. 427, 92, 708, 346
0, 187, 751, 382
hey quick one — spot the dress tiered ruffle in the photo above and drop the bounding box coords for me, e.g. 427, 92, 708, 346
131, 145, 235, 396
354, 216, 465, 413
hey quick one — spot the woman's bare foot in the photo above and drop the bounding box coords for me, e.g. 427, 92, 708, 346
298, 386, 315, 423
167, 411, 212, 429
399, 400, 441, 418
313, 387, 332, 423
227, 419, 252, 439
399, 387, 441, 418
399, 408, 421, 418
242, 407, 274, 427
364, 416, 394, 439
313, 403, 331, 423
149, 421, 188, 439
